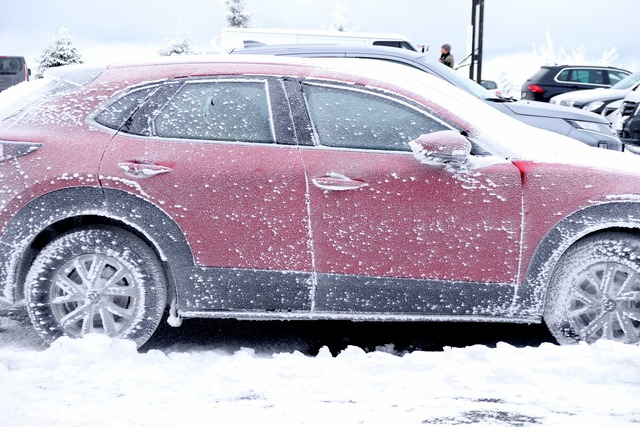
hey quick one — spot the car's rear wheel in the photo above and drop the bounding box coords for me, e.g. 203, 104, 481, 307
25, 225, 167, 348
544, 232, 640, 345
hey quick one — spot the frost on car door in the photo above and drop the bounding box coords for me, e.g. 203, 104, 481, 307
97, 78, 313, 313
299, 83, 524, 317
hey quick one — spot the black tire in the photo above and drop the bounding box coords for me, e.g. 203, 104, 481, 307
544, 231, 640, 345
25, 225, 167, 348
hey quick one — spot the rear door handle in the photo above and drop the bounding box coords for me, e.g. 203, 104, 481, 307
118, 162, 172, 177
312, 173, 368, 191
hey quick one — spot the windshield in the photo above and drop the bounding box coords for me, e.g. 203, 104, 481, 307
611, 71, 640, 89
0, 57, 24, 75
412, 54, 494, 100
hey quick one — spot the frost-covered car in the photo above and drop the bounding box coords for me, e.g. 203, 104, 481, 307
1, 56, 640, 349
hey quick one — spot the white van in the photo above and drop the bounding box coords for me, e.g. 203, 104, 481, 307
218, 28, 419, 51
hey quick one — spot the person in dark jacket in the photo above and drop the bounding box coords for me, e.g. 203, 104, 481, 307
439, 44, 454, 68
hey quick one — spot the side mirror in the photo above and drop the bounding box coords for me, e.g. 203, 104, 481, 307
409, 130, 471, 166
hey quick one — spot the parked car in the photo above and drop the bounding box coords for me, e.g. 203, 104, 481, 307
550, 71, 640, 114
521, 65, 631, 103
478, 79, 502, 98
231, 45, 622, 151
602, 98, 623, 125
0, 56, 30, 92
218, 27, 418, 51
615, 90, 640, 147
2, 56, 640, 349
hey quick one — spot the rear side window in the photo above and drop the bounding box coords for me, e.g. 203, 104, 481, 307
94, 86, 157, 130
609, 70, 629, 86
302, 83, 449, 151
557, 68, 604, 84
155, 80, 274, 143
373, 41, 416, 51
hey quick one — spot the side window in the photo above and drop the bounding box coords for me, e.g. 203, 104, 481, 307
373, 41, 415, 51
559, 69, 592, 84
302, 83, 449, 151
609, 71, 628, 85
373, 41, 401, 49
556, 69, 569, 82
94, 85, 158, 131
587, 70, 604, 84
155, 80, 274, 143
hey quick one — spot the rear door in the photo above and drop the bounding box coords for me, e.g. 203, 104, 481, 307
97, 77, 313, 312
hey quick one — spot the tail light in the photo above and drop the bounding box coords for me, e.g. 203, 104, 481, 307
527, 84, 545, 93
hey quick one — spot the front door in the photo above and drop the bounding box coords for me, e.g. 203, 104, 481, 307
297, 82, 523, 315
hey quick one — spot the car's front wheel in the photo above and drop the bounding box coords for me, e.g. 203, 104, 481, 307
25, 225, 167, 348
544, 231, 640, 345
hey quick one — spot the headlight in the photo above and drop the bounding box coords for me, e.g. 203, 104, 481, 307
559, 99, 576, 107
583, 101, 604, 112
566, 119, 615, 135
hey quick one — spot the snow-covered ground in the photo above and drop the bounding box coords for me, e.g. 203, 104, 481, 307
1, 305, 639, 427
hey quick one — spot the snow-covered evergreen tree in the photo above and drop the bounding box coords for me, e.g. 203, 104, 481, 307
225, 0, 252, 28
35, 27, 83, 79
159, 17, 196, 56
532, 31, 619, 66
330, 3, 349, 32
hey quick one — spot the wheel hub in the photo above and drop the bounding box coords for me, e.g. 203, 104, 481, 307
86, 289, 101, 304
602, 298, 617, 312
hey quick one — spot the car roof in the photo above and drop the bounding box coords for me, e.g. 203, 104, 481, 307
541, 64, 630, 72
229, 43, 428, 58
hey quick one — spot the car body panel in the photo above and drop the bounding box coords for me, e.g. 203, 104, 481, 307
300, 147, 523, 284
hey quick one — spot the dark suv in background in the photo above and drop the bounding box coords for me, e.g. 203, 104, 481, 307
521, 65, 631, 103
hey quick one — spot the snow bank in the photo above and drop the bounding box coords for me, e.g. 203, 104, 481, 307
0, 334, 638, 426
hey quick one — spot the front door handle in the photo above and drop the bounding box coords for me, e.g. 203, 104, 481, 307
312, 173, 369, 191
118, 161, 172, 177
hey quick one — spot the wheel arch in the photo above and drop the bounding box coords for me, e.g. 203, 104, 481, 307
0, 186, 194, 303
516, 201, 640, 317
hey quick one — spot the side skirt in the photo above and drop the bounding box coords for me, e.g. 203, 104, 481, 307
175, 267, 537, 322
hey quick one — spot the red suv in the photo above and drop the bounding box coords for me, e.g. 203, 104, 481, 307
1, 57, 640, 348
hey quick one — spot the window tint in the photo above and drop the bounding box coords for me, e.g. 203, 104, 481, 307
587, 70, 604, 84
373, 41, 415, 50
609, 71, 629, 86
303, 83, 449, 151
155, 80, 274, 143
94, 86, 157, 130
558, 69, 591, 83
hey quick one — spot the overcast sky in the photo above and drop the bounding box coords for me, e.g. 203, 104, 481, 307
1, 0, 637, 82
